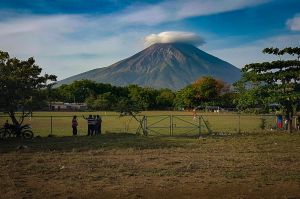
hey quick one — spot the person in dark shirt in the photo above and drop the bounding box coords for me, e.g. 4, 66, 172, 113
83, 115, 94, 136
92, 115, 97, 135
94, 115, 102, 135
94, 115, 99, 135
97, 115, 102, 135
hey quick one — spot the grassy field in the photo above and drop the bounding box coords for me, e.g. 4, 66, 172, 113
0, 111, 282, 137
0, 133, 300, 198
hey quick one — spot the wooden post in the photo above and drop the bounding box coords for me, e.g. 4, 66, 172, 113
198, 115, 201, 136
238, 114, 241, 133
50, 116, 53, 135
169, 115, 172, 136
171, 115, 174, 136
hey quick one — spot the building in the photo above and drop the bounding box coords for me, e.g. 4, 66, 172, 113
50, 102, 87, 111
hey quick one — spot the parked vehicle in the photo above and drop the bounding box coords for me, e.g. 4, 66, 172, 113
0, 124, 33, 140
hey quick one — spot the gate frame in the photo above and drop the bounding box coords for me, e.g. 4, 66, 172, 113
145, 115, 211, 136
145, 115, 172, 135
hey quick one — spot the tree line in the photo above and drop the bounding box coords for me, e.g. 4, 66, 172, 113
47, 76, 236, 111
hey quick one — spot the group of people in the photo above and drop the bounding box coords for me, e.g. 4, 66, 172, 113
71, 115, 102, 136
276, 114, 300, 131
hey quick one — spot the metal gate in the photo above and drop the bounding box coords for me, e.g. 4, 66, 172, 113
172, 115, 211, 136
145, 115, 171, 136
145, 115, 211, 136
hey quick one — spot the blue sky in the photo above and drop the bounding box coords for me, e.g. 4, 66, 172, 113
0, 0, 299, 80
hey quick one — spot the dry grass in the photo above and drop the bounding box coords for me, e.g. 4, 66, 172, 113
0, 133, 300, 198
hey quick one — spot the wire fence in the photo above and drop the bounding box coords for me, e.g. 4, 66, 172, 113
0, 113, 299, 137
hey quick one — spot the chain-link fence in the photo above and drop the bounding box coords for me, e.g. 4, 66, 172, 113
0, 115, 141, 137
145, 114, 284, 136
0, 113, 299, 137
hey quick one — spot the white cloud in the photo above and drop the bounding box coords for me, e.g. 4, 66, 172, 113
117, 0, 270, 25
144, 31, 205, 46
0, 14, 145, 80
0, 14, 85, 36
207, 34, 300, 68
286, 15, 300, 31
118, 5, 170, 25
176, 0, 270, 19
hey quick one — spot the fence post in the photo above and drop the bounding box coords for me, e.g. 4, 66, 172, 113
198, 115, 201, 136
171, 115, 173, 136
169, 115, 172, 136
50, 116, 53, 135
238, 114, 241, 133
144, 116, 147, 135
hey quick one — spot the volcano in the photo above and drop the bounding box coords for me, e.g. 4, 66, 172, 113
58, 43, 241, 90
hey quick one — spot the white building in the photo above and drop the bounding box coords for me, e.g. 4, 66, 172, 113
50, 102, 87, 111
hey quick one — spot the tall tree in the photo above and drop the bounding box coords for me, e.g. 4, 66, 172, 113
128, 85, 158, 110
0, 50, 56, 125
156, 89, 175, 109
233, 80, 269, 112
174, 85, 196, 109
237, 47, 300, 132
193, 76, 229, 103
86, 92, 118, 110
174, 76, 230, 109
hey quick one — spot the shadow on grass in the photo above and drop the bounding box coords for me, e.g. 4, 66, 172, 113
1, 132, 296, 153
0, 133, 198, 153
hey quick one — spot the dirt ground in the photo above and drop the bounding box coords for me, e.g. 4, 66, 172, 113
0, 133, 300, 199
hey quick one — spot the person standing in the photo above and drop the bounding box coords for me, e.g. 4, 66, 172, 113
72, 116, 78, 136
83, 115, 94, 136
192, 110, 197, 122
284, 114, 290, 131
94, 115, 99, 135
92, 115, 97, 136
276, 114, 283, 129
97, 115, 102, 135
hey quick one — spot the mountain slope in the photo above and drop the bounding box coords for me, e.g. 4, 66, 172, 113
58, 43, 241, 90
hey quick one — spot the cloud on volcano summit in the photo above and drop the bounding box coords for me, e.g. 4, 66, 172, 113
144, 31, 205, 46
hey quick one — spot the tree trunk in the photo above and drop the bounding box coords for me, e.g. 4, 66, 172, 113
9, 111, 19, 126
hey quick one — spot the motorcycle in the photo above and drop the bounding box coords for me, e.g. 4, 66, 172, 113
0, 124, 34, 140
